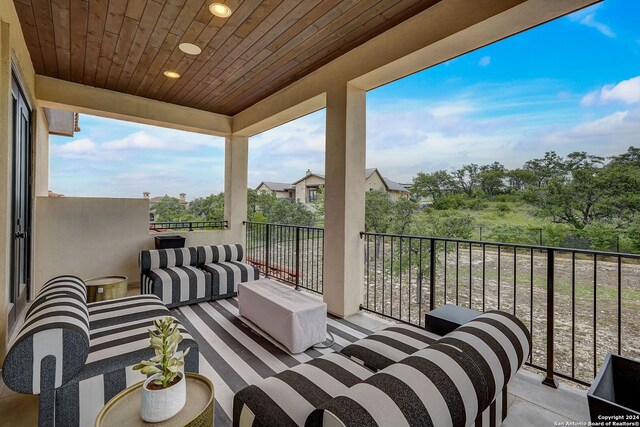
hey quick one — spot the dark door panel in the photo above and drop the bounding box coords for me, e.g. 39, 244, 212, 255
8, 73, 32, 331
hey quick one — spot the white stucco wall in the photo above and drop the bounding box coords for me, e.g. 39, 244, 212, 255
34, 197, 237, 289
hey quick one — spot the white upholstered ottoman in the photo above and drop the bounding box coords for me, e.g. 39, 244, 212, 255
238, 279, 327, 353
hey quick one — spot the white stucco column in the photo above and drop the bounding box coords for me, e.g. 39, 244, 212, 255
224, 135, 248, 244
323, 83, 366, 318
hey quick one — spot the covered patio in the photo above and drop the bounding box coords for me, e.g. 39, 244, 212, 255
0, 0, 610, 425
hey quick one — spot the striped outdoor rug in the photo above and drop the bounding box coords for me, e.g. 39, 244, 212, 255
171, 297, 378, 426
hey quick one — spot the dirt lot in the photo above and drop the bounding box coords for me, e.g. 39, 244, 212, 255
363, 241, 640, 384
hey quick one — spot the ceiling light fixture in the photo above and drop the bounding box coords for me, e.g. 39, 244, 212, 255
209, 3, 232, 18
163, 70, 181, 79
179, 43, 202, 55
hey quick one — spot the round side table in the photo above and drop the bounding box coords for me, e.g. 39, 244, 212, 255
86, 276, 128, 302
95, 373, 214, 427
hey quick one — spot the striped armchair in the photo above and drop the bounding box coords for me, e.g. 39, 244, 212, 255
1, 275, 199, 427
197, 244, 260, 300
233, 310, 530, 427
140, 247, 212, 308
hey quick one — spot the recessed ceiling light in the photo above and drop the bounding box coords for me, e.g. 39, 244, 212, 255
163, 70, 180, 79
209, 3, 232, 18
179, 43, 202, 55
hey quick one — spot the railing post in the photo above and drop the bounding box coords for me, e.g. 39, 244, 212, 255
189, 222, 194, 231
429, 239, 436, 311
265, 224, 270, 278
295, 226, 300, 288
542, 248, 559, 388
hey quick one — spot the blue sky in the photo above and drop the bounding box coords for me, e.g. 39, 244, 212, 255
51, 0, 640, 198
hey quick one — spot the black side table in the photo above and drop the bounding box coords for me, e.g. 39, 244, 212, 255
425, 304, 482, 336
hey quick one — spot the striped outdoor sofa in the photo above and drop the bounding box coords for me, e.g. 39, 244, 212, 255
140, 244, 259, 307
1, 275, 199, 427
233, 310, 530, 427
197, 244, 260, 300
140, 246, 212, 308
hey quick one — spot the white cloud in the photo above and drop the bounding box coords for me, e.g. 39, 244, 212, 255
568, 6, 615, 38
541, 109, 640, 150
51, 129, 224, 163
579, 13, 615, 37
478, 56, 491, 67
581, 76, 640, 106
581, 90, 599, 106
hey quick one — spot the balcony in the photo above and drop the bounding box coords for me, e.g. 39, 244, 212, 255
0, 0, 625, 426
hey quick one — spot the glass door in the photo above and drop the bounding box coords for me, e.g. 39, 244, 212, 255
8, 73, 32, 331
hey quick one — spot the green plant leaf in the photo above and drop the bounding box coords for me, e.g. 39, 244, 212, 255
140, 366, 162, 375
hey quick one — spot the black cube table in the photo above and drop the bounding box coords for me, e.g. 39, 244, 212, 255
425, 304, 482, 336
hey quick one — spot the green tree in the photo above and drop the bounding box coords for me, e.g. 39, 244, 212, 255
452, 164, 481, 196
411, 170, 457, 201
478, 162, 506, 198
507, 168, 537, 191
265, 199, 316, 226
365, 190, 393, 233
189, 193, 224, 221
526, 150, 638, 230
523, 151, 564, 187
247, 189, 278, 221
311, 186, 325, 218
389, 197, 418, 234
153, 196, 190, 222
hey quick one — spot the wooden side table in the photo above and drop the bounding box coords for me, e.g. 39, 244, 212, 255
425, 304, 482, 336
86, 276, 128, 303
95, 373, 214, 427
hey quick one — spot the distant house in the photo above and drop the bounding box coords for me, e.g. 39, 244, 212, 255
257, 168, 410, 204
144, 192, 188, 222
255, 182, 295, 200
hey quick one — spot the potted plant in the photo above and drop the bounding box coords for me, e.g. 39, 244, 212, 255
133, 317, 190, 423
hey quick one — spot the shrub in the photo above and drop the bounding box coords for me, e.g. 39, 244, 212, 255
487, 225, 537, 245
432, 194, 466, 210
496, 203, 512, 213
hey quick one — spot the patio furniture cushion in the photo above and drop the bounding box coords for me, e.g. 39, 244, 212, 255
87, 294, 168, 330
203, 261, 260, 298
308, 342, 489, 427
436, 310, 531, 404
340, 323, 439, 371
143, 265, 211, 308
139, 247, 198, 273
197, 244, 245, 264
233, 352, 373, 427
308, 311, 531, 427
2, 275, 90, 395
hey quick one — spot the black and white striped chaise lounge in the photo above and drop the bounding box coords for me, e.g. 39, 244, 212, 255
1, 275, 199, 427
233, 310, 531, 427
311, 311, 531, 427
197, 244, 260, 300
340, 323, 440, 371
140, 247, 212, 308
233, 352, 374, 426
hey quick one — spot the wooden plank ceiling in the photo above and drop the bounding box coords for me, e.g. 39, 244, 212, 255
14, 0, 440, 116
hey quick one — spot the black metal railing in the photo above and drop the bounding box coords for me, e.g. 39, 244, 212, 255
245, 222, 324, 293
361, 231, 640, 387
149, 220, 228, 231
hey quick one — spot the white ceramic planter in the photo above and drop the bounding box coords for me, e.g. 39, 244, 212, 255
140, 372, 186, 423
